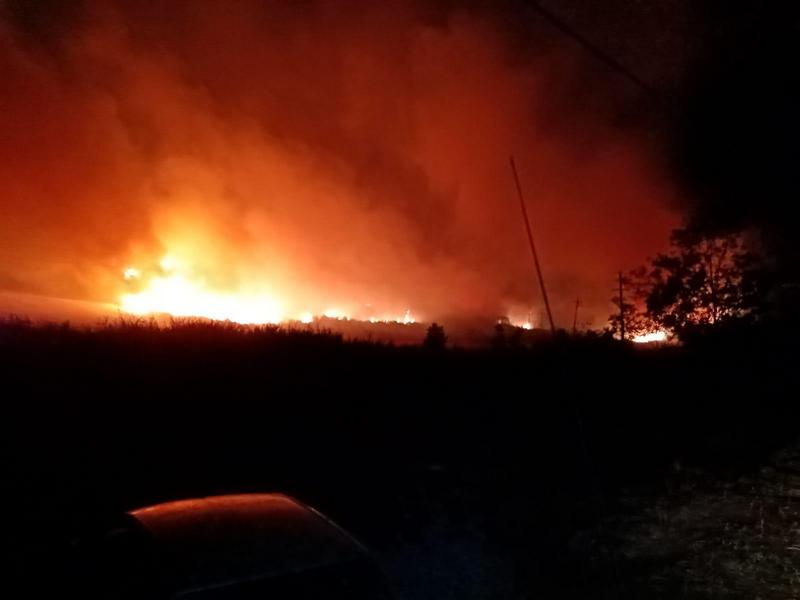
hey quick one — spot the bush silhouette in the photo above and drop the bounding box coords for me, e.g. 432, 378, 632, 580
423, 322, 446, 350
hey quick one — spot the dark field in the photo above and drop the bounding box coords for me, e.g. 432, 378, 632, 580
2, 318, 798, 599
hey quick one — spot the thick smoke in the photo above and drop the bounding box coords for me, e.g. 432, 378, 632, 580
0, 0, 679, 327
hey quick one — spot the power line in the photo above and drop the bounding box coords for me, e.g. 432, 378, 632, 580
519, 0, 664, 102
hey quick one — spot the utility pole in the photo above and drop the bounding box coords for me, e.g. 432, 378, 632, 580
618, 271, 626, 341
510, 156, 556, 334
572, 298, 580, 335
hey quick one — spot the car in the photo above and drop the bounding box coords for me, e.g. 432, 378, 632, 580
68, 493, 396, 599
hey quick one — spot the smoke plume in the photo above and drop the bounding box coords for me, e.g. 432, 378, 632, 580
0, 0, 680, 327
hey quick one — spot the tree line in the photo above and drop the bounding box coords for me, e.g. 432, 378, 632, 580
609, 225, 795, 342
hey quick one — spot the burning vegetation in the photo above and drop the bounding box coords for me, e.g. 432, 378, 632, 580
119, 254, 417, 326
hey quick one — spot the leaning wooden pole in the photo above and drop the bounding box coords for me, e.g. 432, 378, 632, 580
618, 271, 626, 341
572, 298, 580, 335
510, 156, 556, 334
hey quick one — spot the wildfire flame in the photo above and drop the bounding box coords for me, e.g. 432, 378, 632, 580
632, 330, 668, 344
509, 317, 534, 330
368, 310, 416, 325
123, 267, 141, 281
120, 273, 284, 324
119, 255, 417, 326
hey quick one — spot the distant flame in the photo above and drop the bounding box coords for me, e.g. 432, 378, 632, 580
123, 267, 141, 280
367, 310, 415, 324
508, 317, 533, 330
632, 330, 668, 344
120, 271, 284, 324
119, 255, 417, 326
159, 255, 180, 272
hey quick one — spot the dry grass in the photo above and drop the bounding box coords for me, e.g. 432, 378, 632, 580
582, 445, 800, 599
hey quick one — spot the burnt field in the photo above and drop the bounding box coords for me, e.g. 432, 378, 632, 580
2, 318, 799, 599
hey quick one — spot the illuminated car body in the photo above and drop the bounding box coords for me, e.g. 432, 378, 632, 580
72, 494, 395, 599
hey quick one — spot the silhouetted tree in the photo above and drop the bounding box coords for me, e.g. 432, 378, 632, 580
618, 228, 764, 338
423, 323, 447, 350
607, 272, 659, 341
508, 326, 523, 350
492, 323, 506, 350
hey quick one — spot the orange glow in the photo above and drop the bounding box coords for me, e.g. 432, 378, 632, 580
0, 3, 682, 328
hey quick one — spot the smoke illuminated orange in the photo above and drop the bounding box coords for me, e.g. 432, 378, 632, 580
0, 2, 681, 330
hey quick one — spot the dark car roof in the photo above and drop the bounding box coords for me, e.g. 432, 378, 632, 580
129, 494, 366, 592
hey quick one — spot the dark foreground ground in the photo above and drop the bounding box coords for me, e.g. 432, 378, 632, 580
1, 318, 798, 598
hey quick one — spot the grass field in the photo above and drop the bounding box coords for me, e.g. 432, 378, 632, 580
1, 317, 798, 598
